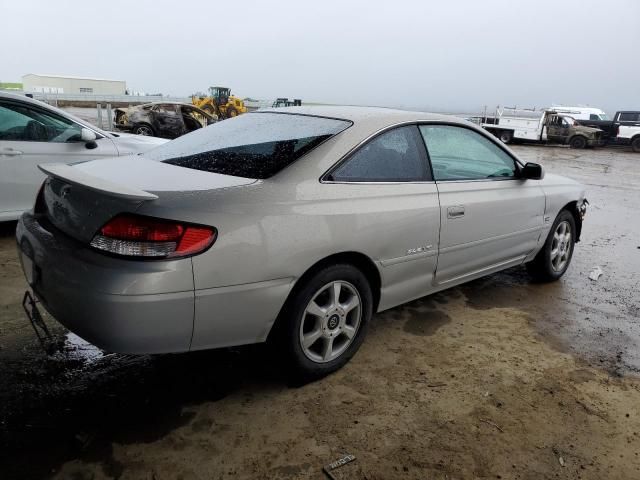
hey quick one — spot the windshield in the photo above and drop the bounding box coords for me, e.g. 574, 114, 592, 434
598, 114, 610, 120
146, 112, 352, 179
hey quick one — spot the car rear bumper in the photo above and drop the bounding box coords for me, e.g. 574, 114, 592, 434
16, 212, 195, 354
16, 212, 294, 354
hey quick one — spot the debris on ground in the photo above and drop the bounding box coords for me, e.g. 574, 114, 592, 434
479, 418, 504, 433
588, 266, 603, 281
323, 454, 356, 479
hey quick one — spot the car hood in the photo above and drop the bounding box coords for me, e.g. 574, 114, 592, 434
110, 132, 168, 155
541, 172, 581, 186
573, 125, 602, 134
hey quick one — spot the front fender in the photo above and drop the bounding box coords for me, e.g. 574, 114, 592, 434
540, 175, 587, 241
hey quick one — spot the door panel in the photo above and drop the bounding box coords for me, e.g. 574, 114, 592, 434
418, 124, 545, 285
318, 182, 441, 311
0, 99, 118, 217
546, 116, 570, 143
151, 105, 185, 138
0, 139, 118, 217
435, 180, 544, 284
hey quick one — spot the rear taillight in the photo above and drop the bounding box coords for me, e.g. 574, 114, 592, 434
90, 214, 216, 259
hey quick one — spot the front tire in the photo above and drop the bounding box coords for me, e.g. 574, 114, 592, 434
569, 136, 587, 149
133, 123, 155, 136
526, 210, 576, 282
277, 264, 373, 379
226, 106, 238, 118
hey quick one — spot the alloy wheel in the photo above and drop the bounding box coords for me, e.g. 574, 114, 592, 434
550, 220, 572, 272
299, 281, 362, 363
136, 126, 153, 136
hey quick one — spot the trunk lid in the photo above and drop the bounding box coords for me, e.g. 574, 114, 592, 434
40, 155, 256, 243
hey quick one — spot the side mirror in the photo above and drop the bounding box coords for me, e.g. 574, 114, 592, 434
520, 162, 544, 180
81, 128, 98, 149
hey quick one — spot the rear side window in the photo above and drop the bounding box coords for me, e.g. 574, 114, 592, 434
619, 112, 640, 122
329, 126, 430, 182
149, 113, 351, 179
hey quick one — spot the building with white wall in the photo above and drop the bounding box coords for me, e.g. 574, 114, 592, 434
22, 74, 126, 95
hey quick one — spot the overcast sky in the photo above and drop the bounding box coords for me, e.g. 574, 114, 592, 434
1, 0, 638, 113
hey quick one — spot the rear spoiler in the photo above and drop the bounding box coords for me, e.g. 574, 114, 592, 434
38, 163, 158, 201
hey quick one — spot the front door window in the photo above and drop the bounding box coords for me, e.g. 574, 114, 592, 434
419, 125, 517, 181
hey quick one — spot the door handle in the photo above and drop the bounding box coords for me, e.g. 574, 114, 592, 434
447, 205, 465, 219
1, 148, 23, 156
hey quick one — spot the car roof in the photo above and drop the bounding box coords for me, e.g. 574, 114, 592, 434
258, 105, 457, 126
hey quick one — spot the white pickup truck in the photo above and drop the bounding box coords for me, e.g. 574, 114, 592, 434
577, 111, 640, 152
618, 124, 640, 152
475, 107, 605, 148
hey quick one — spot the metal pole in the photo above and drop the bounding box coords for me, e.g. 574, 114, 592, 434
96, 104, 103, 129
106, 103, 113, 131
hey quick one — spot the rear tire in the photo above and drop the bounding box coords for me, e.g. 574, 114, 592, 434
569, 136, 587, 149
631, 136, 640, 153
276, 264, 373, 380
499, 130, 513, 144
526, 210, 576, 282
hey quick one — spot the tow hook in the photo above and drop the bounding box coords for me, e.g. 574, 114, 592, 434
22, 290, 57, 355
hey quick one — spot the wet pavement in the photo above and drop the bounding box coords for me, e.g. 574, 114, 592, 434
511, 145, 640, 374
0, 145, 639, 479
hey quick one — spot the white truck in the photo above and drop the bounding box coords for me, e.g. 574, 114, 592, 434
618, 123, 640, 152
547, 106, 609, 121
474, 107, 605, 148
577, 111, 640, 152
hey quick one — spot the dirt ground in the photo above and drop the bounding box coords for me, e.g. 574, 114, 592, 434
1, 144, 639, 480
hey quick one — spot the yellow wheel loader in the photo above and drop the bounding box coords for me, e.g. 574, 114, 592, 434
191, 86, 247, 120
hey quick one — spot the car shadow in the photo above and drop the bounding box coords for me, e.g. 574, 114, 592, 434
0, 340, 288, 479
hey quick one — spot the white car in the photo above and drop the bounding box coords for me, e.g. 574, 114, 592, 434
0, 92, 167, 221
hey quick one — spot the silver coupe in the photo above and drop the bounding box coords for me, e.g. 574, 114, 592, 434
16, 106, 588, 377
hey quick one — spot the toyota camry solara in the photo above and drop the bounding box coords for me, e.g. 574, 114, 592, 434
16, 106, 588, 377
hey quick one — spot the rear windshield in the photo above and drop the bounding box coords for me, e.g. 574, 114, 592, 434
145, 112, 351, 179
